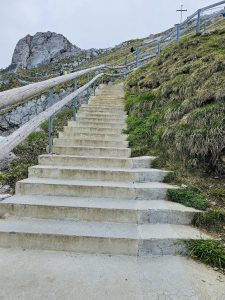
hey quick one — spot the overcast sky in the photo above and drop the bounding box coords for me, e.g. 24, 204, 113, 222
0, 0, 219, 68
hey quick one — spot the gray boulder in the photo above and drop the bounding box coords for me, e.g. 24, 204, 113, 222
11, 31, 81, 71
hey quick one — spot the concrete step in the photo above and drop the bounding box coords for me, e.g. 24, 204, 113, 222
53, 145, 131, 157
76, 116, 126, 123
78, 108, 127, 118
64, 126, 123, 135
81, 104, 125, 111
58, 131, 128, 142
38, 155, 155, 169
0, 196, 199, 225
68, 121, 125, 129
0, 218, 209, 255
53, 137, 129, 148
15, 178, 176, 199
28, 165, 169, 182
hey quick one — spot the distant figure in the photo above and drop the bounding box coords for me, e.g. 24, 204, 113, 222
130, 47, 135, 53
59, 69, 64, 76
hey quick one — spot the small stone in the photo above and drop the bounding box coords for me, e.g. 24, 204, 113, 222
181, 184, 188, 189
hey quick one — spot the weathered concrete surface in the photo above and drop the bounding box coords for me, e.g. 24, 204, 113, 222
0, 248, 224, 300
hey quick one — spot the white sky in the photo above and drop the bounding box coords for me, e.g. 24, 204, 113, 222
0, 0, 219, 68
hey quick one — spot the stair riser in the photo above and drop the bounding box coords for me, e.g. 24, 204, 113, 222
0, 204, 195, 225
53, 146, 131, 157
139, 240, 187, 256
53, 138, 129, 148
64, 126, 123, 135
28, 168, 167, 183
89, 104, 124, 108
77, 118, 126, 128
0, 232, 190, 256
82, 106, 125, 112
16, 183, 168, 200
77, 115, 126, 124
0, 233, 137, 256
38, 156, 133, 169
91, 100, 124, 103
59, 132, 128, 141
90, 103, 124, 107
78, 111, 127, 117
68, 121, 125, 129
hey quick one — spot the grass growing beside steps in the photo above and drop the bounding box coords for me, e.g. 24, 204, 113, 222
167, 189, 208, 210
124, 22, 225, 270
186, 240, 225, 272
0, 108, 73, 192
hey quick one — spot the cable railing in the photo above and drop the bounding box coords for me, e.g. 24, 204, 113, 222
0, 1, 224, 160
133, 0, 225, 67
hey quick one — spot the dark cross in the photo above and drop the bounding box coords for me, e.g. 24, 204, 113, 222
176, 5, 187, 23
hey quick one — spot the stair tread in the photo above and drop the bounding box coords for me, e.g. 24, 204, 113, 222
31, 165, 169, 173
0, 218, 209, 240
2, 196, 199, 212
17, 177, 176, 189
53, 145, 130, 150
39, 155, 155, 161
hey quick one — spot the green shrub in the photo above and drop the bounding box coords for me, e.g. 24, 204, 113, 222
186, 240, 225, 271
167, 188, 208, 210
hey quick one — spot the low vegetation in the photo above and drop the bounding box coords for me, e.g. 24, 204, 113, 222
186, 240, 225, 271
124, 22, 225, 270
167, 188, 208, 210
0, 108, 73, 191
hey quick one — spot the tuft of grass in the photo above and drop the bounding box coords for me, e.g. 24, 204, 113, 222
192, 209, 225, 231
186, 240, 225, 271
167, 188, 209, 210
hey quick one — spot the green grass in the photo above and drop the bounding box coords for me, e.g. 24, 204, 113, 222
125, 22, 225, 174
186, 240, 225, 271
167, 188, 209, 210
192, 209, 225, 231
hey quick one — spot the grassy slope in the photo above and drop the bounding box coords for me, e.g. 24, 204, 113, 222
124, 22, 225, 268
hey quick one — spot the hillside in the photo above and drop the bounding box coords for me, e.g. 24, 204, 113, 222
124, 21, 225, 252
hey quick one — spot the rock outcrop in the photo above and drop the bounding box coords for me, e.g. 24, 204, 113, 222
10, 31, 81, 72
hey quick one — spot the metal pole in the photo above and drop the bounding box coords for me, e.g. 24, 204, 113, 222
157, 41, 161, 56
73, 79, 77, 121
136, 47, 140, 67
93, 72, 97, 96
86, 73, 90, 98
48, 89, 54, 154
175, 24, 180, 43
196, 9, 201, 33
101, 69, 104, 85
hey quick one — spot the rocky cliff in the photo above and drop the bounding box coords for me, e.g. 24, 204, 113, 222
9, 31, 81, 72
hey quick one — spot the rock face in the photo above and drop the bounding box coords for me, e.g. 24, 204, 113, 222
11, 31, 81, 71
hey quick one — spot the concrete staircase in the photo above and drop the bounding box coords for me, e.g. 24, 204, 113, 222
0, 84, 209, 256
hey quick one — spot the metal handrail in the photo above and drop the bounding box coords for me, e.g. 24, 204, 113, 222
0, 73, 103, 160
0, 65, 105, 110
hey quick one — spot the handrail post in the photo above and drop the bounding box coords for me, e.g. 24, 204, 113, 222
136, 47, 140, 67
86, 73, 90, 100
196, 9, 202, 33
203, 16, 207, 33
157, 41, 161, 56
93, 71, 97, 96
48, 89, 54, 154
175, 24, 180, 43
73, 79, 77, 121
101, 69, 104, 85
